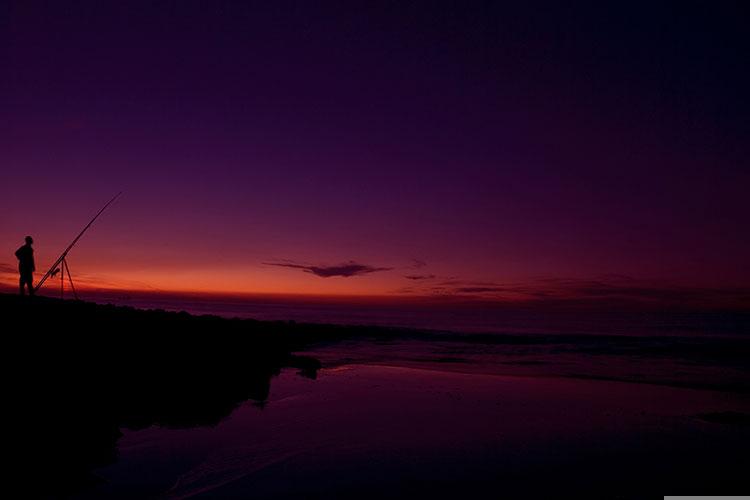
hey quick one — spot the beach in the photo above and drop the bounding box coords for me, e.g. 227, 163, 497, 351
3, 293, 749, 498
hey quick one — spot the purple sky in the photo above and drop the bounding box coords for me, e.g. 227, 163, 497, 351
2, 2, 749, 305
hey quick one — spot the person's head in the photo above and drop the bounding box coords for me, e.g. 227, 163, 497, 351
25, 236, 33, 245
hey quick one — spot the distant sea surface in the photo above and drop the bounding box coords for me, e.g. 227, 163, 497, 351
85, 291, 749, 337
82, 291, 750, 394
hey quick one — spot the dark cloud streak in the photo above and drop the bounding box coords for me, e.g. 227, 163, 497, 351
404, 274, 436, 281
265, 260, 393, 278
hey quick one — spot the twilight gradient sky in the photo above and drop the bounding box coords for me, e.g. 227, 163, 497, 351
2, 2, 749, 304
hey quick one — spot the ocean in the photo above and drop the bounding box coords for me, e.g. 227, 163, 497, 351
78, 290, 750, 394
83, 290, 749, 337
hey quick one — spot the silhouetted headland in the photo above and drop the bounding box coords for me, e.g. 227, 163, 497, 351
2, 293, 323, 497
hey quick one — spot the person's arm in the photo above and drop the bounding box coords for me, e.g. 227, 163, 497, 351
15, 247, 22, 260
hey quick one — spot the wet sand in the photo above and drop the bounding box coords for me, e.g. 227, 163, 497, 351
84, 363, 750, 499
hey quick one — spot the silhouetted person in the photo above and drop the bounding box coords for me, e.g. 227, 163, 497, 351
15, 236, 35, 296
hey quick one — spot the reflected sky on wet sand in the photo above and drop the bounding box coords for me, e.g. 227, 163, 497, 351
84, 364, 750, 499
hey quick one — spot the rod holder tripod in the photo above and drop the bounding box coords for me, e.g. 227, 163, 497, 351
51, 257, 79, 300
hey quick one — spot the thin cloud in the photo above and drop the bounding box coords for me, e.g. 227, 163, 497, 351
393, 275, 750, 308
265, 260, 393, 278
404, 274, 436, 281
0, 263, 16, 274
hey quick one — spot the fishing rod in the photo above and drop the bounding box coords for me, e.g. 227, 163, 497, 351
34, 192, 122, 295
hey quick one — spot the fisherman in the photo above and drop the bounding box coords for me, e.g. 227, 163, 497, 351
15, 236, 35, 296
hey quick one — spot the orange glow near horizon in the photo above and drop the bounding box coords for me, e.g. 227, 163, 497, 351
2, 259, 749, 310
0, 266, 400, 296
